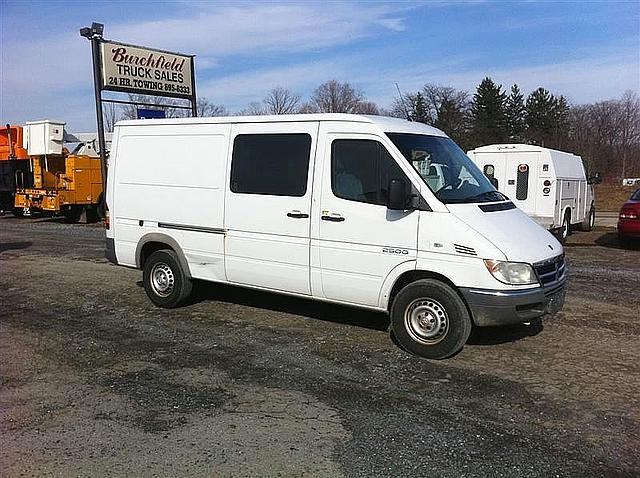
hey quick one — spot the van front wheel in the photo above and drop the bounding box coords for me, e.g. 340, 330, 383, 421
143, 250, 192, 308
390, 279, 471, 360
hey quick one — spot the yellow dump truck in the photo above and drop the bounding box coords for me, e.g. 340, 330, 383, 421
13, 120, 105, 222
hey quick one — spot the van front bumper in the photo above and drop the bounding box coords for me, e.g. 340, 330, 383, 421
460, 281, 566, 327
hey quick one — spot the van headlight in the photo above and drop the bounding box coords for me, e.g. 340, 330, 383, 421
484, 259, 538, 285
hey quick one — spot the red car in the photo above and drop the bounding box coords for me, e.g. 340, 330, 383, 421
618, 188, 640, 245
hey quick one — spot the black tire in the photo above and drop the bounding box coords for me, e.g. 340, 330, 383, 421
96, 193, 105, 220
390, 279, 472, 360
12, 207, 24, 218
64, 205, 84, 223
85, 205, 100, 223
561, 210, 571, 242
580, 206, 595, 232
143, 249, 192, 308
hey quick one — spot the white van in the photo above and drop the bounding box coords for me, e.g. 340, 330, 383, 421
105, 115, 566, 359
467, 144, 599, 240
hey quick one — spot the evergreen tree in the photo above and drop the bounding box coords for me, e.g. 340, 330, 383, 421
470, 77, 508, 146
526, 87, 557, 146
505, 84, 526, 142
412, 92, 430, 124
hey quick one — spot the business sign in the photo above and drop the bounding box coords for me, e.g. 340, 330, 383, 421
100, 41, 195, 99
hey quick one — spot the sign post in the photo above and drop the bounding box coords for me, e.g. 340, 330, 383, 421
80, 22, 197, 202
80, 23, 108, 196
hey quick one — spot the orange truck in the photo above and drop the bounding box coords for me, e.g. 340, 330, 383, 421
0, 124, 33, 215
13, 120, 104, 222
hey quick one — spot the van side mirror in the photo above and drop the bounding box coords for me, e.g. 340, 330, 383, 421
387, 179, 408, 210
588, 172, 602, 185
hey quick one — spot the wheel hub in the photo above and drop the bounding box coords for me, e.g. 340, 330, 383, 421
151, 262, 175, 297
405, 299, 449, 344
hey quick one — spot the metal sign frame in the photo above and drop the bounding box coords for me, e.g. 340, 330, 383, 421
80, 22, 197, 196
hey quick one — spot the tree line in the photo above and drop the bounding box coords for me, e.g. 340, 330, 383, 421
107, 78, 639, 181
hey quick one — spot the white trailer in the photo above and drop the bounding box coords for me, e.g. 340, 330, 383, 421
467, 144, 598, 240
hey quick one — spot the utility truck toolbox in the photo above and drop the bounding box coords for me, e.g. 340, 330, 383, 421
106, 114, 566, 359
467, 144, 599, 241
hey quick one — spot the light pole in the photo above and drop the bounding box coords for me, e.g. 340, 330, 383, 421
80, 22, 108, 205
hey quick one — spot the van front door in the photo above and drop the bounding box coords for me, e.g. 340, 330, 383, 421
224, 122, 318, 294
313, 132, 418, 307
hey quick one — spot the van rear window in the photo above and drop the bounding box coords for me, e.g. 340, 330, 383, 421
516, 164, 529, 200
230, 134, 311, 196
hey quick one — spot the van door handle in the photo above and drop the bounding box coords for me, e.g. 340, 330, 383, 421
321, 214, 345, 222
287, 210, 309, 219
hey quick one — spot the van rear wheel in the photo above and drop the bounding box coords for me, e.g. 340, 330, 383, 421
143, 250, 192, 308
561, 211, 571, 241
390, 279, 472, 359
580, 206, 595, 232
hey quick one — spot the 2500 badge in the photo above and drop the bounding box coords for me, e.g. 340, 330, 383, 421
382, 247, 409, 255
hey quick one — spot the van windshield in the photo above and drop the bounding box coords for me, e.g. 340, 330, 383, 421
386, 133, 507, 204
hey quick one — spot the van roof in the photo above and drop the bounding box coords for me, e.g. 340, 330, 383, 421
468, 143, 585, 179
468, 143, 579, 155
115, 113, 447, 137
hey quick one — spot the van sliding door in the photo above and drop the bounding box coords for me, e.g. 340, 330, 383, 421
224, 122, 318, 294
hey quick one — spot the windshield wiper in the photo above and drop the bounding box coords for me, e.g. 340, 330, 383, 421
459, 191, 507, 203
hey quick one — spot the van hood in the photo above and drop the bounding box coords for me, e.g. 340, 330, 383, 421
447, 203, 563, 263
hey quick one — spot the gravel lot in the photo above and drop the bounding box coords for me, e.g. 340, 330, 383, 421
1, 216, 638, 477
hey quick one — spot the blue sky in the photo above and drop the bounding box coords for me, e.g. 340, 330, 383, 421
1, 0, 639, 132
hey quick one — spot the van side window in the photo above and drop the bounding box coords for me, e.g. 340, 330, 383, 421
331, 139, 410, 205
231, 133, 311, 196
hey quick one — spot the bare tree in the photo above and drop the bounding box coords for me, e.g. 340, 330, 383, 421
263, 87, 301, 115
310, 80, 364, 113
617, 90, 640, 178
297, 102, 319, 114
354, 101, 381, 115
568, 91, 640, 180
102, 102, 120, 132
238, 101, 267, 116
197, 97, 227, 117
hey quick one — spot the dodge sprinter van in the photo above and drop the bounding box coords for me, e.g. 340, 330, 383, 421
106, 114, 566, 359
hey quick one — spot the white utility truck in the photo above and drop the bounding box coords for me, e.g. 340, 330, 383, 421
467, 144, 598, 240
106, 115, 566, 359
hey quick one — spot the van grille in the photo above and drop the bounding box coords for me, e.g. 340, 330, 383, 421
454, 244, 477, 256
534, 254, 566, 286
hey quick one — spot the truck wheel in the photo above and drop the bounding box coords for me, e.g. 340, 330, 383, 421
561, 211, 571, 241
12, 207, 24, 218
580, 206, 595, 232
64, 205, 83, 223
96, 193, 105, 220
390, 279, 472, 359
143, 250, 192, 308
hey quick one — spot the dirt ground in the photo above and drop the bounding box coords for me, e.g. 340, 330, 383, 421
1, 216, 638, 477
